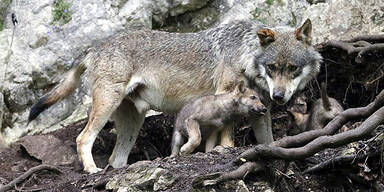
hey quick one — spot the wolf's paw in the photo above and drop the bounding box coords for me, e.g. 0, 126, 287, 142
84, 166, 102, 174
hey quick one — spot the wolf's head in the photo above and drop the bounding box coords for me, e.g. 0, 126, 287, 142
252, 19, 322, 105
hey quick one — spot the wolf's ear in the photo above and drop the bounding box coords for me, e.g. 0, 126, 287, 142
234, 81, 246, 94
296, 19, 312, 45
257, 29, 276, 46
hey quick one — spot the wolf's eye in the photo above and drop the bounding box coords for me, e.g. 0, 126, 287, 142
267, 64, 276, 71
250, 95, 256, 100
288, 65, 298, 72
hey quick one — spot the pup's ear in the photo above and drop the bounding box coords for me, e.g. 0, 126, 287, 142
296, 19, 312, 45
234, 81, 246, 94
257, 29, 276, 46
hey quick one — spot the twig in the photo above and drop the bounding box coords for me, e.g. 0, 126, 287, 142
0, 164, 62, 192
303, 151, 380, 174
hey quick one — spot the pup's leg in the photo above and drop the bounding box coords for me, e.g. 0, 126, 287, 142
205, 129, 219, 152
250, 108, 273, 144
180, 119, 201, 155
109, 99, 145, 168
170, 130, 185, 157
219, 123, 235, 147
76, 85, 124, 174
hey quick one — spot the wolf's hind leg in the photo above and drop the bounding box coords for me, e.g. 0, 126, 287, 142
205, 129, 219, 152
180, 119, 201, 155
109, 99, 145, 168
170, 130, 185, 157
77, 85, 124, 174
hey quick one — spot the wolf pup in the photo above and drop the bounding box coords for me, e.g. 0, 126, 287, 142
288, 83, 343, 132
171, 82, 266, 157
29, 18, 321, 173
307, 83, 343, 130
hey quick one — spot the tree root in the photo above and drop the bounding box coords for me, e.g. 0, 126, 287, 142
200, 89, 384, 186
235, 106, 384, 162
316, 34, 384, 63
0, 164, 62, 192
272, 89, 384, 149
192, 161, 264, 187
303, 151, 380, 174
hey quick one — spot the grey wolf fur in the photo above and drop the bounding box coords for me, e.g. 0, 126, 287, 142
29, 18, 321, 173
288, 83, 343, 133
171, 82, 266, 157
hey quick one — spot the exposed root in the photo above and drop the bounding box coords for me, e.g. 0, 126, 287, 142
235, 106, 384, 162
192, 161, 264, 187
272, 89, 384, 149
201, 89, 384, 186
303, 151, 380, 174
0, 164, 62, 192
316, 35, 384, 63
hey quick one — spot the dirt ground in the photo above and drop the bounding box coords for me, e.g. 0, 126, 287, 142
0, 110, 383, 191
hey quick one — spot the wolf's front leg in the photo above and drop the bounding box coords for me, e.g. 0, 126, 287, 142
219, 123, 235, 147
250, 107, 273, 144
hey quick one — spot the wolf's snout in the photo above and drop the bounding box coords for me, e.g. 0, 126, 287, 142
260, 106, 267, 113
251, 106, 267, 115
272, 90, 285, 101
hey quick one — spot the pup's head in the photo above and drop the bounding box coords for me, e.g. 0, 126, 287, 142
254, 19, 322, 105
232, 82, 267, 116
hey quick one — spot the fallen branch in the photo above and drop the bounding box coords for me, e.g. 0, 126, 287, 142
0, 164, 62, 192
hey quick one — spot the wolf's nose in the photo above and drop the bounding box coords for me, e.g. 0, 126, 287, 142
272, 91, 284, 101
260, 106, 267, 113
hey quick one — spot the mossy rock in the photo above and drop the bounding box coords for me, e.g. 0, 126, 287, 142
0, 0, 12, 31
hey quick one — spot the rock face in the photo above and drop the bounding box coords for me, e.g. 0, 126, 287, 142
0, 0, 383, 143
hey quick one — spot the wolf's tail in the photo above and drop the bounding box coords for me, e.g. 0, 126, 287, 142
28, 56, 87, 122
320, 82, 331, 111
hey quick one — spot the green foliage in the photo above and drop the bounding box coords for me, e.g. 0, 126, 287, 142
52, 0, 72, 25
265, 0, 284, 6
288, 11, 297, 27
0, 21, 4, 31
265, 0, 274, 5
251, 7, 269, 24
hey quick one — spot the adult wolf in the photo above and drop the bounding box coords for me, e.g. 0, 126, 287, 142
29, 19, 322, 173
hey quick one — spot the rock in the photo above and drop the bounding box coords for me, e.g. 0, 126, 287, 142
106, 161, 175, 191
18, 135, 77, 165
0, 92, 3, 131
0, 0, 211, 144
0, 0, 11, 31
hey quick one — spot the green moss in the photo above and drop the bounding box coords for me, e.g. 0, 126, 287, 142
288, 11, 297, 27
52, 0, 72, 25
0, 0, 12, 31
265, 0, 274, 5
251, 7, 269, 24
